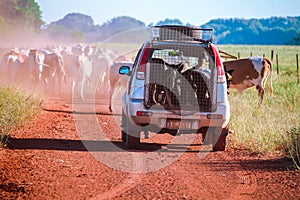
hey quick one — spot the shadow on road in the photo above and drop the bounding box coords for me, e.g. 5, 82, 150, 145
202, 152, 295, 172
8, 137, 210, 153
42, 108, 115, 116
8, 138, 140, 152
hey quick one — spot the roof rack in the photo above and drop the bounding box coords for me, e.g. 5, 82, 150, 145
151, 25, 213, 43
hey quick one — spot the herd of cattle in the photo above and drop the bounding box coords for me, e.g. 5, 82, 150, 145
0, 44, 273, 110
0, 44, 134, 106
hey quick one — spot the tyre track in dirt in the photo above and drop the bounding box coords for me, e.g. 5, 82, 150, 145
0, 98, 299, 200
234, 160, 258, 196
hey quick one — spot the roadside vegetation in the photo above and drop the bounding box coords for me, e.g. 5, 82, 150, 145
220, 45, 300, 169
0, 87, 42, 147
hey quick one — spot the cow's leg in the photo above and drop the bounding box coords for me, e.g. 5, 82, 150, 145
256, 85, 265, 106
262, 75, 269, 95
37, 73, 42, 93
72, 79, 76, 96
80, 75, 86, 100
57, 75, 62, 97
43, 78, 48, 96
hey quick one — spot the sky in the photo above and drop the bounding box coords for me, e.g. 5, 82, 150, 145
35, 0, 300, 26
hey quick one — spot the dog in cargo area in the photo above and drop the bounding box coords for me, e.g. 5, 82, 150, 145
149, 57, 211, 110
149, 58, 185, 108
182, 67, 211, 109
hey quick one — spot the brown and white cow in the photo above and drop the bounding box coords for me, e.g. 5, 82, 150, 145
108, 61, 133, 112
223, 56, 273, 105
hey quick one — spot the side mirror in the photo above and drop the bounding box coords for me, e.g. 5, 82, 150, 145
119, 66, 131, 76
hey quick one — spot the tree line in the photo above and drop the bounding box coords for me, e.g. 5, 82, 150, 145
0, 0, 299, 45
202, 17, 300, 45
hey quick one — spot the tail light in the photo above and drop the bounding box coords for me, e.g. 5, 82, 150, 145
136, 43, 151, 79
207, 114, 223, 119
211, 44, 226, 83
137, 111, 153, 116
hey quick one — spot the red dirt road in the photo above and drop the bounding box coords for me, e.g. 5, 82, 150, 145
0, 99, 299, 200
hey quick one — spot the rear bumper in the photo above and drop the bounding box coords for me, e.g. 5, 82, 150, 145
127, 99, 230, 132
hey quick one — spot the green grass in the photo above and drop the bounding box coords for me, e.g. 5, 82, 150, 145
220, 45, 300, 168
0, 87, 42, 146
229, 75, 300, 152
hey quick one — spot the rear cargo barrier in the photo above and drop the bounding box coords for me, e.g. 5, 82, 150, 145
145, 57, 215, 112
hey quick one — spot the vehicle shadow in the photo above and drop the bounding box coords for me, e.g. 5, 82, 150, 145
8, 137, 210, 153
42, 108, 115, 116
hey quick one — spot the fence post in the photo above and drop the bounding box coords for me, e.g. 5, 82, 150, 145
271, 50, 274, 60
276, 54, 279, 75
238, 52, 240, 59
297, 54, 299, 85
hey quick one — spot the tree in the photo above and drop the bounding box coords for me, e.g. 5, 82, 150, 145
49, 13, 96, 33
288, 32, 300, 45
17, 0, 43, 32
97, 16, 146, 41
0, 0, 43, 32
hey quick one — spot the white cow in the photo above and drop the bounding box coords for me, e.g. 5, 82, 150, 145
89, 47, 116, 99
0, 48, 47, 91
0, 49, 25, 86
23, 49, 45, 91
62, 52, 81, 89
39, 48, 66, 96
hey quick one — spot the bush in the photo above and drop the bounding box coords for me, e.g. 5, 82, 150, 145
285, 127, 300, 170
0, 87, 42, 146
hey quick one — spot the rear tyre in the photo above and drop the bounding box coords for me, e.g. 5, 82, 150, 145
125, 131, 141, 149
121, 130, 127, 143
213, 134, 227, 151
203, 126, 228, 151
121, 110, 141, 149
121, 111, 127, 143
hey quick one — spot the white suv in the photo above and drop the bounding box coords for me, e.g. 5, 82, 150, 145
119, 25, 230, 151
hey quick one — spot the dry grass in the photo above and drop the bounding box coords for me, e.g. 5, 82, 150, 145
0, 87, 42, 146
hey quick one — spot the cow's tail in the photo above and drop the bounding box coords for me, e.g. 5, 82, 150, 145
265, 57, 273, 96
